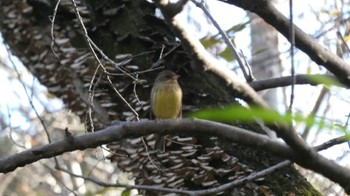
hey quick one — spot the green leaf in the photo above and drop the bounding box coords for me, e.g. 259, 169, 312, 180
252, 47, 268, 56
219, 46, 236, 62
189, 105, 291, 125
200, 35, 221, 49
306, 74, 342, 87
188, 104, 337, 133
121, 190, 131, 196
226, 20, 251, 35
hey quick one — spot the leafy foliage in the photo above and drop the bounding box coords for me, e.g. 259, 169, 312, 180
190, 104, 350, 137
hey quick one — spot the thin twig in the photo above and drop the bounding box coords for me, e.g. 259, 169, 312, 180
56, 165, 195, 195
191, 0, 253, 81
151, 44, 181, 69
49, 0, 61, 58
288, 0, 296, 111
5, 45, 52, 144
87, 37, 137, 81
337, 31, 350, 54
198, 135, 350, 195
42, 163, 79, 195
68, 0, 140, 127
7, 105, 26, 149
301, 87, 329, 139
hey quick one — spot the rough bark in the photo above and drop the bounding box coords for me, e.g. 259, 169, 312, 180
0, 0, 321, 194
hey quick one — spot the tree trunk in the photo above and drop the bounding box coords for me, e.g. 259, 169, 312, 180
0, 0, 320, 194
249, 12, 281, 109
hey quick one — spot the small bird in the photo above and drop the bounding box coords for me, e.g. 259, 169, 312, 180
151, 70, 182, 151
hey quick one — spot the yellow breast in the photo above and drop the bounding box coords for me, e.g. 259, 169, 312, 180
151, 81, 182, 119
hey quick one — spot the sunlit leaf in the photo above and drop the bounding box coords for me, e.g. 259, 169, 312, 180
219, 46, 235, 62
343, 35, 350, 42
306, 74, 342, 86
189, 104, 334, 132
200, 35, 221, 49
189, 105, 291, 126
320, 9, 330, 14
46, 92, 57, 99
252, 48, 268, 56
121, 190, 131, 196
330, 10, 340, 16
226, 20, 251, 35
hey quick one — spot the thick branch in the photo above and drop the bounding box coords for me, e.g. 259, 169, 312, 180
152, 1, 350, 193
221, 0, 350, 87
154, 0, 268, 107
0, 119, 290, 173
0, 119, 350, 193
249, 74, 342, 91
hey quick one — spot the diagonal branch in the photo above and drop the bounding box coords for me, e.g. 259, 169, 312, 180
220, 0, 350, 87
154, 0, 268, 107
150, 1, 350, 192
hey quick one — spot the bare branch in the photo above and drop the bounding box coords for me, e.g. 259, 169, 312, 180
301, 87, 329, 139
220, 0, 350, 87
203, 135, 350, 195
5, 45, 52, 144
154, 0, 268, 107
249, 74, 341, 91
152, 1, 350, 193
191, 0, 253, 81
0, 119, 350, 193
288, 0, 296, 111
153, 0, 345, 192
49, 0, 61, 58
56, 166, 195, 195
68, 0, 140, 131
0, 119, 289, 173
314, 136, 349, 151
53, 133, 348, 195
